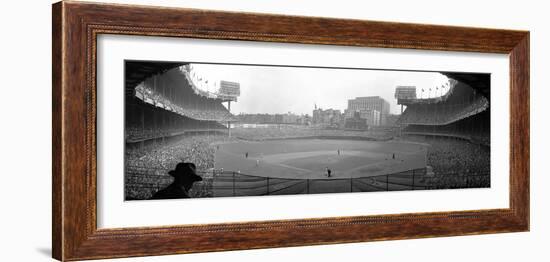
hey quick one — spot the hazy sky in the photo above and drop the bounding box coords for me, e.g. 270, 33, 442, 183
188, 63, 450, 115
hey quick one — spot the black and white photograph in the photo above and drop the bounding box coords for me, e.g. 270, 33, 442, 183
124, 61, 490, 200
3, 0, 544, 261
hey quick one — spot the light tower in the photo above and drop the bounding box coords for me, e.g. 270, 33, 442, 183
219, 80, 241, 137
394, 86, 417, 137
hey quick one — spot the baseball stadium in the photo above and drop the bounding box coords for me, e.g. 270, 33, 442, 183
124, 61, 490, 200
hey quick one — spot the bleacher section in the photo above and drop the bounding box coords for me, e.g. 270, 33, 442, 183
125, 101, 227, 143
403, 110, 490, 145
397, 78, 490, 145
397, 81, 489, 126
125, 64, 236, 143
124, 133, 231, 199
134, 67, 235, 122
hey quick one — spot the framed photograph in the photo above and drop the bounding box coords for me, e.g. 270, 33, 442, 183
52, 1, 529, 261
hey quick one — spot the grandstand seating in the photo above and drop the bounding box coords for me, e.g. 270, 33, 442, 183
397, 78, 490, 145
402, 110, 490, 145
126, 64, 236, 143
393, 77, 490, 189
133, 65, 235, 120
124, 133, 231, 199
397, 81, 489, 126
125, 101, 228, 142
124, 62, 491, 200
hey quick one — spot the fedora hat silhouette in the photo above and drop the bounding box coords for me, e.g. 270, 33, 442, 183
168, 162, 202, 182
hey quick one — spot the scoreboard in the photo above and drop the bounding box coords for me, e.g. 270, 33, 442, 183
395, 86, 417, 99
219, 80, 241, 97
395, 86, 417, 104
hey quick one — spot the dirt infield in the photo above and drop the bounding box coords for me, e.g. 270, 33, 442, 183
214, 138, 427, 179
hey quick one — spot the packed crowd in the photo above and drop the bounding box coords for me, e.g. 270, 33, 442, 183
402, 107, 490, 146
407, 136, 491, 184
424, 172, 490, 189
231, 126, 393, 141
179, 107, 233, 121
403, 126, 490, 146
125, 122, 226, 142
398, 95, 489, 125
125, 134, 233, 199
426, 137, 490, 175
135, 83, 234, 122
405, 136, 490, 189
126, 134, 228, 171
125, 127, 170, 141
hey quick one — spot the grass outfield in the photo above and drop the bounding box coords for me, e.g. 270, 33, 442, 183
214, 138, 428, 180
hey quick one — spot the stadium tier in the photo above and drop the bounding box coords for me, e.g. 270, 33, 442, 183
134, 67, 235, 122
397, 75, 490, 144
397, 80, 488, 125
124, 63, 491, 200
391, 74, 491, 190
125, 63, 235, 143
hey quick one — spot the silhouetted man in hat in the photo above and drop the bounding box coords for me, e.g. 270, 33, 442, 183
150, 162, 203, 200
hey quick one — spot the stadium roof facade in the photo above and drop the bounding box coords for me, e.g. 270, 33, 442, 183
443, 72, 490, 99
125, 61, 184, 97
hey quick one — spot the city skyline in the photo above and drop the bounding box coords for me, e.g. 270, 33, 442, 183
188, 63, 450, 115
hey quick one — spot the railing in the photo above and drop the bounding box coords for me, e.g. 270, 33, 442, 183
125, 166, 215, 200
125, 165, 490, 200
210, 169, 489, 197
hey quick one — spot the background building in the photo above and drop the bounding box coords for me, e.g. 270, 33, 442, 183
281, 112, 300, 124
312, 108, 342, 128
346, 96, 390, 126
344, 111, 368, 130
